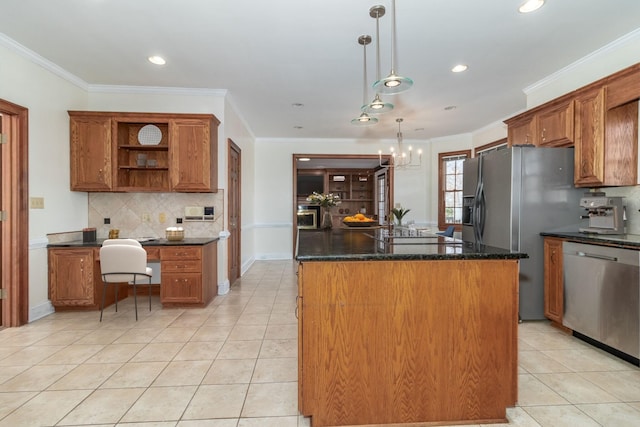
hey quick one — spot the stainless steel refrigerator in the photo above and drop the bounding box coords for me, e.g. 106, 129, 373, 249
462, 146, 584, 320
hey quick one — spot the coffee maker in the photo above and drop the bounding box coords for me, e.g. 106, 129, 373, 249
579, 193, 625, 234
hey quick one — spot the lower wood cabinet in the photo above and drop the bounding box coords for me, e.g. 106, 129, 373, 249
160, 244, 217, 306
48, 248, 126, 310
543, 237, 564, 325
48, 241, 218, 311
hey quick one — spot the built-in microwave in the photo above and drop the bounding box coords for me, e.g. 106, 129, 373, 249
297, 205, 320, 229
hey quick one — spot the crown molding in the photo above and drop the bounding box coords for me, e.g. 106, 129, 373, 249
87, 84, 227, 97
524, 28, 640, 95
0, 32, 89, 90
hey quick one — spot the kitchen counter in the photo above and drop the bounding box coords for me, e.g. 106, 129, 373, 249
47, 237, 219, 248
540, 231, 640, 250
296, 228, 527, 261
296, 227, 523, 426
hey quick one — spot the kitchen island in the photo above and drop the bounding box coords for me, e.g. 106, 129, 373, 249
296, 228, 527, 427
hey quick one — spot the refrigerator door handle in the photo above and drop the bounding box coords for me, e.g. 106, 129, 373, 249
477, 183, 486, 244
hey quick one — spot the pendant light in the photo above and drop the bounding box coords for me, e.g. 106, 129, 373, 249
373, 0, 413, 94
362, 5, 394, 114
351, 35, 378, 126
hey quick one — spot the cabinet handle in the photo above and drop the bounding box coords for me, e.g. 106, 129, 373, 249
541, 128, 546, 142
295, 295, 301, 319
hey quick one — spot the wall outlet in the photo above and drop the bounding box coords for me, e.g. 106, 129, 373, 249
159, 212, 166, 224
176, 217, 183, 224
29, 197, 44, 209
104, 218, 110, 224
142, 213, 151, 223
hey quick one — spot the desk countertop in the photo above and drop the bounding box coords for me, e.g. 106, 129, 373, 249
47, 237, 219, 248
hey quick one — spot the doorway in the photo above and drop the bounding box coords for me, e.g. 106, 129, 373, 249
0, 99, 30, 327
227, 139, 241, 285
291, 153, 393, 255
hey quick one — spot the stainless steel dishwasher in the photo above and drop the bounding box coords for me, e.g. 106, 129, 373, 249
563, 241, 639, 361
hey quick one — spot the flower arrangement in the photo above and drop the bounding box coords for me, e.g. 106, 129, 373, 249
306, 192, 341, 208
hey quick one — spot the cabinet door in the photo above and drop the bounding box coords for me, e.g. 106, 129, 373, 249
507, 114, 537, 146
574, 87, 606, 187
538, 100, 574, 147
70, 115, 112, 191
170, 119, 216, 192
161, 274, 202, 303
543, 238, 563, 323
49, 249, 94, 306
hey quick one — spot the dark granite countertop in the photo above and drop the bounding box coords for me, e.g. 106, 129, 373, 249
296, 228, 528, 261
540, 231, 640, 250
47, 237, 219, 248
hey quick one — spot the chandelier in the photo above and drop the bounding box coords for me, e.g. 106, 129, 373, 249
378, 118, 422, 168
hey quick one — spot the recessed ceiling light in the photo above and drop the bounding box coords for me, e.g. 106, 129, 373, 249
444, 106, 457, 111
518, 0, 545, 13
298, 158, 311, 162
451, 64, 468, 73
148, 55, 166, 65
294, 126, 303, 129
292, 103, 304, 108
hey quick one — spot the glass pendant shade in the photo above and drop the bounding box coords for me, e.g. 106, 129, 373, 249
351, 112, 379, 126
373, 0, 412, 95
362, 94, 394, 114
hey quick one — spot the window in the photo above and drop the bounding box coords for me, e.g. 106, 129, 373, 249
474, 138, 508, 157
438, 150, 471, 230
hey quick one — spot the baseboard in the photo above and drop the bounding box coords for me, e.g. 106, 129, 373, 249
30, 301, 55, 322
218, 279, 230, 295
241, 257, 255, 275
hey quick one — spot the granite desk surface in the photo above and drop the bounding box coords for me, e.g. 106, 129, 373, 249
296, 228, 528, 261
47, 237, 219, 248
540, 231, 640, 249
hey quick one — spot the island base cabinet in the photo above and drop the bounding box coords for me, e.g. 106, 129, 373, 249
298, 260, 519, 427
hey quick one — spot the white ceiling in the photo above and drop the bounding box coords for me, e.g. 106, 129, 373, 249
2, 0, 640, 142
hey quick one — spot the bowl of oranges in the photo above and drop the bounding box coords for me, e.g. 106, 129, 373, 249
343, 213, 377, 227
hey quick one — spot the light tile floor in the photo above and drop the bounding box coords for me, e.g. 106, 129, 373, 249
0, 260, 639, 426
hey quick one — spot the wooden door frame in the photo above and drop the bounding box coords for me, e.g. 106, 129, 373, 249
0, 99, 29, 326
227, 139, 241, 285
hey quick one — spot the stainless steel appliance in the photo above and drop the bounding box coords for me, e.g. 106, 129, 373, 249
297, 205, 320, 229
563, 242, 639, 363
579, 193, 625, 234
462, 146, 584, 320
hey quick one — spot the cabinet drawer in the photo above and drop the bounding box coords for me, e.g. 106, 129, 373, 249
161, 246, 201, 260
162, 260, 201, 273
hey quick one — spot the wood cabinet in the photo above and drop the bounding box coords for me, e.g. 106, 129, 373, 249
161, 246, 203, 305
48, 248, 126, 310
327, 170, 375, 225
69, 111, 220, 192
48, 241, 218, 311
298, 259, 519, 426
70, 115, 112, 191
505, 99, 574, 147
543, 237, 564, 325
574, 87, 638, 187
170, 119, 217, 191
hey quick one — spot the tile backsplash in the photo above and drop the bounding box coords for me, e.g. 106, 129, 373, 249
602, 185, 640, 234
88, 192, 224, 239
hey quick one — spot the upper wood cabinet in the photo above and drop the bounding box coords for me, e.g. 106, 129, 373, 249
505, 99, 574, 147
69, 111, 220, 192
170, 119, 217, 192
538, 100, 574, 147
574, 87, 638, 187
70, 114, 112, 191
